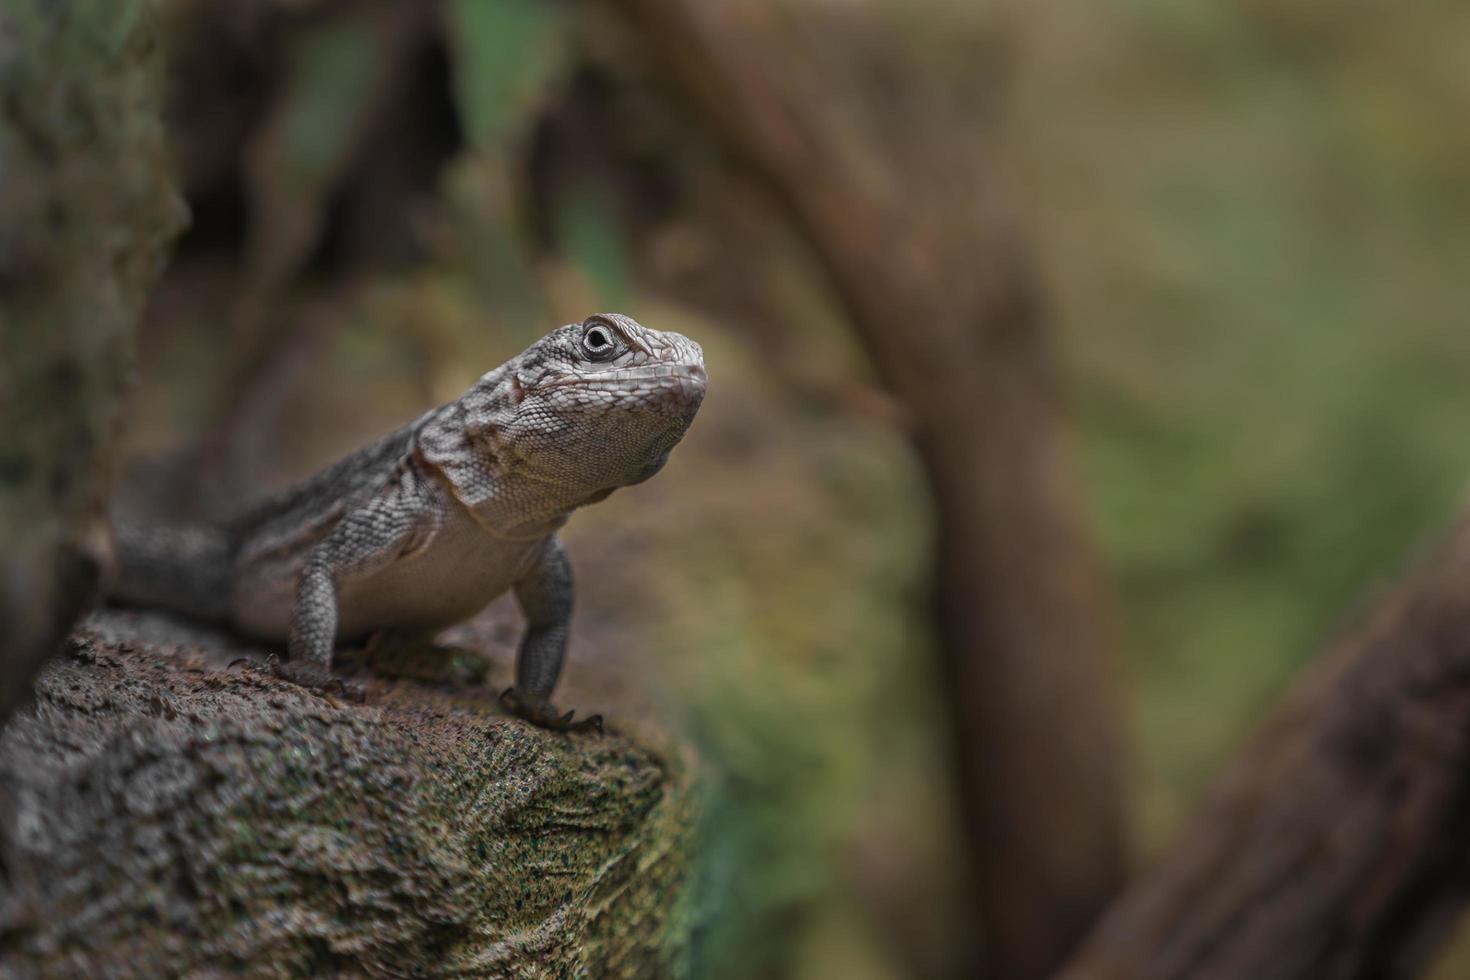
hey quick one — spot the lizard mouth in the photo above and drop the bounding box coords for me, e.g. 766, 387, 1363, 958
539, 363, 708, 389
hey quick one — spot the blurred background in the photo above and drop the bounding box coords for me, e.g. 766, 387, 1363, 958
115, 0, 1470, 977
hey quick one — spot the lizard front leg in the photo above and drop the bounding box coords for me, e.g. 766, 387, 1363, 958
283, 554, 340, 689
282, 475, 440, 693
500, 535, 602, 732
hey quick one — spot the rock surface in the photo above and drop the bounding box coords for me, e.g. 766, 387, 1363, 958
0, 613, 695, 979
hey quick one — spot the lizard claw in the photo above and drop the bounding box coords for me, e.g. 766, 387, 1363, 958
499, 687, 604, 733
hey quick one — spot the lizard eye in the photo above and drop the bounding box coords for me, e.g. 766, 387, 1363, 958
581, 323, 617, 361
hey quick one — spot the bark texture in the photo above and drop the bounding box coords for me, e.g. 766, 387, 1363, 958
0, 0, 187, 728
1061, 517, 1470, 980
606, 1, 1124, 976
0, 613, 695, 979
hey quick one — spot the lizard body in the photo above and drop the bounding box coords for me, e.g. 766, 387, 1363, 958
112, 313, 706, 729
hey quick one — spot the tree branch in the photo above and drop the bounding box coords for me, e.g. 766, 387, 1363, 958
1061, 518, 1470, 980
0, 0, 186, 729
605, 1, 1126, 975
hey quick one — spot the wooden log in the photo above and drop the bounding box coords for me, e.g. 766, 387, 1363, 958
1060, 518, 1470, 980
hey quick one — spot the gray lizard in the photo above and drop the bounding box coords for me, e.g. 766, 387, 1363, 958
111, 313, 706, 730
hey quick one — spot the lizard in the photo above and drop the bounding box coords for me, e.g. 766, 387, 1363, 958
109, 313, 706, 731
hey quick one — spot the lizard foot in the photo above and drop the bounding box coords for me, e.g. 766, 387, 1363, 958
265, 654, 365, 703
499, 687, 603, 733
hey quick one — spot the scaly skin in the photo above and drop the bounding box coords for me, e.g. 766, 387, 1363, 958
113, 313, 707, 729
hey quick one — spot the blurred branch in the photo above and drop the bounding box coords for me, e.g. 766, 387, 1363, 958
151, 1, 454, 510
210, 3, 432, 449
0, 0, 186, 729
1060, 518, 1470, 980
606, 1, 1125, 976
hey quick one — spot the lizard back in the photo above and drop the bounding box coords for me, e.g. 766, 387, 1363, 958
230, 416, 425, 562
110, 416, 426, 621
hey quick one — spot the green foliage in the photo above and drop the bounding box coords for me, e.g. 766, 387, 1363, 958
1003, 0, 1470, 844
554, 182, 633, 310
243, 17, 387, 291
275, 21, 380, 189
445, 0, 565, 150
436, 0, 571, 332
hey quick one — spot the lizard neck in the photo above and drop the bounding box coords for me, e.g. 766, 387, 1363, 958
414, 402, 583, 538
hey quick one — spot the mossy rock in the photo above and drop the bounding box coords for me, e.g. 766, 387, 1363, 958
0, 615, 695, 978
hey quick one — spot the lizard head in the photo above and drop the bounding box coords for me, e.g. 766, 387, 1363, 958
499, 313, 707, 498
